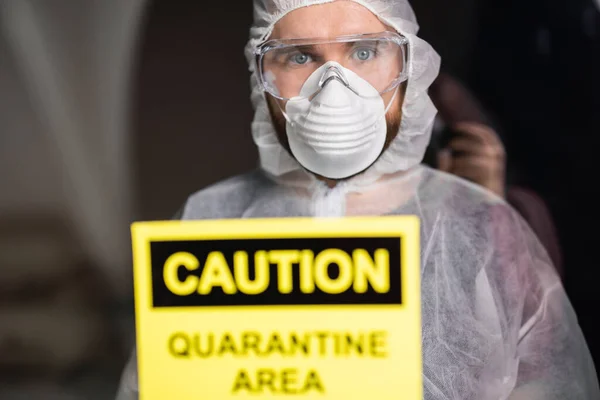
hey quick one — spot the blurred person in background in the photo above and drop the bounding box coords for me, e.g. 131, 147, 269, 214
469, 0, 600, 367
425, 72, 506, 198
116, 0, 598, 398
425, 72, 564, 273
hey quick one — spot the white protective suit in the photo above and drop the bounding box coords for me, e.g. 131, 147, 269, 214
115, 0, 600, 399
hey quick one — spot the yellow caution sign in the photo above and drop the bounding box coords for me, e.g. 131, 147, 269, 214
132, 216, 421, 399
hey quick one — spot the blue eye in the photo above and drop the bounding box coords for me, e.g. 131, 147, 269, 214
292, 53, 310, 64
355, 48, 374, 61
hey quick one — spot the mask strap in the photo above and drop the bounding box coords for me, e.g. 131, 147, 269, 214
384, 86, 400, 115
275, 99, 293, 125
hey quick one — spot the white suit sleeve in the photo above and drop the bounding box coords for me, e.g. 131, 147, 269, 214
114, 349, 138, 400
497, 209, 599, 399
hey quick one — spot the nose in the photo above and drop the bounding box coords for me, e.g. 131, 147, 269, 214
318, 63, 350, 89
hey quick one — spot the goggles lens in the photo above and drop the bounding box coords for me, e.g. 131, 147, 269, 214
257, 32, 408, 100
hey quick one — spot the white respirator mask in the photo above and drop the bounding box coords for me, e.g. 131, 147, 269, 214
282, 62, 398, 179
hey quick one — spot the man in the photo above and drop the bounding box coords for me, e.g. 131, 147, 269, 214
116, 1, 599, 398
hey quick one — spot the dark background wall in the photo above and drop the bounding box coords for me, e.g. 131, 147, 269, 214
133, 1, 256, 220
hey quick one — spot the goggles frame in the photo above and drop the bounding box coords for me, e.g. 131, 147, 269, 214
254, 31, 409, 101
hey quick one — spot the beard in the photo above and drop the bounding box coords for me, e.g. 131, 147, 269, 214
266, 96, 402, 182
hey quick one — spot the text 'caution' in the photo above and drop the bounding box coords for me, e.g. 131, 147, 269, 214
150, 237, 402, 307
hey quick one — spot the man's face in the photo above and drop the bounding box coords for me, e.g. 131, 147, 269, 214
265, 1, 406, 182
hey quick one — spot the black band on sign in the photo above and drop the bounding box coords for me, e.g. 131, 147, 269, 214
150, 237, 402, 308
